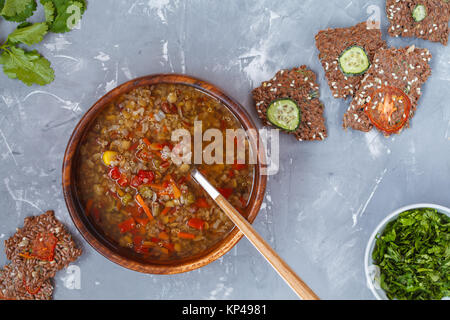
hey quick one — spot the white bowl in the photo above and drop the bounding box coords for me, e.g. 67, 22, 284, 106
364, 203, 450, 300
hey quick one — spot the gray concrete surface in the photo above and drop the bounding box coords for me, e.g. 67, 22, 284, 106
0, 0, 449, 299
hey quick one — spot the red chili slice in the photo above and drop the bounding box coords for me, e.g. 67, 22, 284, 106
364, 86, 412, 134
31, 232, 58, 261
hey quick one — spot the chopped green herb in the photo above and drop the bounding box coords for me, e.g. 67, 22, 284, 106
372, 208, 450, 300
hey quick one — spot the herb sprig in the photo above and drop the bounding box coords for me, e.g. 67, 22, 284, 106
373, 208, 450, 300
0, 0, 87, 86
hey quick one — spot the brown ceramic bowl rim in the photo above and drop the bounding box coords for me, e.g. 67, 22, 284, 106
62, 74, 267, 274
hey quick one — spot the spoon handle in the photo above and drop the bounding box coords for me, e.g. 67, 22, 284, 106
215, 195, 319, 300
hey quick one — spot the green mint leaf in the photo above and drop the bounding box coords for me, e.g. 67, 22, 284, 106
7, 22, 48, 46
0, 46, 55, 86
0, 0, 37, 22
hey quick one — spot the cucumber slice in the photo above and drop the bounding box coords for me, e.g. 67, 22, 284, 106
412, 4, 427, 22
338, 45, 370, 76
266, 99, 301, 131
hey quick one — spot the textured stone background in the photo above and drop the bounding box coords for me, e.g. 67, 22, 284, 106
0, 0, 449, 299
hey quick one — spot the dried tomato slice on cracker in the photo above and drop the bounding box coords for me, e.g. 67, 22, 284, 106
31, 232, 58, 261
364, 86, 412, 134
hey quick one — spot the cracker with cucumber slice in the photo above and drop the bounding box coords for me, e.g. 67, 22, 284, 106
252, 66, 327, 141
386, 0, 450, 46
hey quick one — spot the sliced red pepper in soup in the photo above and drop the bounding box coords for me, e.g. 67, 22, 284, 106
364, 86, 411, 134
195, 198, 210, 208
128, 204, 144, 216
162, 242, 175, 251
137, 170, 154, 184
232, 163, 247, 170
109, 166, 121, 180
218, 187, 233, 199
188, 218, 206, 230
178, 232, 196, 240
130, 175, 142, 188
133, 235, 149, 253
117, 174, 129, 187
134, 214, 149, 226
129, 142, 139, 151
133, 235, 143, 247
31, 232, 58, 261
118, 218, 136, 233
161, 206, 172, 216
143, 139, 165, 151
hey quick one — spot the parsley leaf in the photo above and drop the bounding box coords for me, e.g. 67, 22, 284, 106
0, 0, 87, 86
0, 0, 37, 22
7, 22, 48, 46
0, 46, 54, 86
41, 0, 55, 24
40, 0, 86, 33
372, 208, 450, 300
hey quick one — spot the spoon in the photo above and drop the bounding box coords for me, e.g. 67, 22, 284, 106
191, 168, 319, 300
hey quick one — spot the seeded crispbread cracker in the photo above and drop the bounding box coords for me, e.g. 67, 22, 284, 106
343, 46, 432, 133
252, 66, 327, 141
315, 22, 388, 99
0, 264, 53, 300
4, 210, 82, 292
387, 0, 450, 45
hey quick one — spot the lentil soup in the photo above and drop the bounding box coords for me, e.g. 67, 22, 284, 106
76, 84, 254, 261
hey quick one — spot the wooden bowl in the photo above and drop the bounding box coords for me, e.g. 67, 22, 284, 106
62, 74, 267, 274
